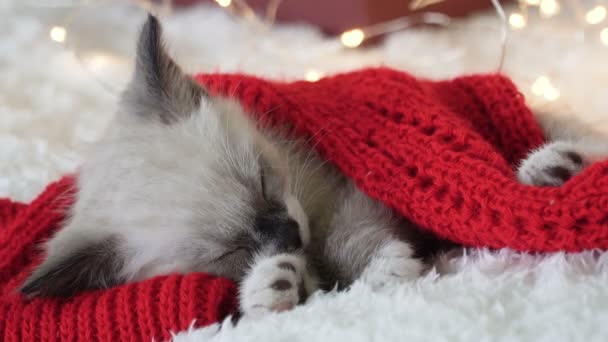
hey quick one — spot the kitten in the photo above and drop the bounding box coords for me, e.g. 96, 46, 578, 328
20, 16, 607, 318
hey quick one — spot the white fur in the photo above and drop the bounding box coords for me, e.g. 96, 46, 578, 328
239, 253, 307, 318
360, 240, 423, 290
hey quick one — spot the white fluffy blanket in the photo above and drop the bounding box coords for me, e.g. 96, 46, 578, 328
2, 2, 607, 341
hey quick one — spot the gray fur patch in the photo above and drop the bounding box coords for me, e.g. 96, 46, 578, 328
20, 237, 123, 297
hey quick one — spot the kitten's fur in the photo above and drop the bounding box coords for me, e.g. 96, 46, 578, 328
21, 16, 608, 317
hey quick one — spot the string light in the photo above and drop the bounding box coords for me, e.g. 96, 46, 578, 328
509, 13, 527, 29
265, 0, 283, 25
50, 26, 67, 43
531, 76, 560, 101
585, 5, 606, 25
215, 0, 232, 8
338, 12, 452, 50
45, 0, 582, 91
543, 85, 560, 101
539, 0, 560, 18
305, 69, 324, 82
531, 76, 549, 96
409, 0, 447, 10
340, 29, 365, 48
491, 0, 508, 72
204, 0, 505, 71
601, 27, 608, 45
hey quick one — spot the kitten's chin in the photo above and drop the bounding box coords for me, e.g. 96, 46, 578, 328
284, 194, 310, 247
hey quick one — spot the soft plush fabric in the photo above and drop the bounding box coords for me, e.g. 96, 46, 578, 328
1, 69, 607, 341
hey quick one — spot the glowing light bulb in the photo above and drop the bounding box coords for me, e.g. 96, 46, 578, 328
586, 6, 606, 25
601, 28, 608, 45
543, 86, 560, 101
531, 76, 550, 96
305, 69, 323, 82
340, 29, 365, 48
509, 13, 526, 29
50, 26, 67, 43
531, 76, 559, 101
215, 0, 231, 7
539, 0, 560, 18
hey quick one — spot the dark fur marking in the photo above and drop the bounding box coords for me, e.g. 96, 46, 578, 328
547, 166, 572, 182
20, 237, 123, 298
298, 283, 307, 304
254, 206, 302, 252
562, 151, 583, 165
271, 279, 292, 291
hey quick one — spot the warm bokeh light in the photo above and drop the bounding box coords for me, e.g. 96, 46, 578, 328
340, 29, 365, 48
305, 69, 324, 82
531, 76, 550, 96
532, 76, 560, 101
50, 26, 67, 43
601, 28, 608, 45
509, 13, 526, 29
215, 0, 232, 8
543, 86, 560, 101
539, 0, 560, 18
585, 6, 606, 25
526, 0, 540, 5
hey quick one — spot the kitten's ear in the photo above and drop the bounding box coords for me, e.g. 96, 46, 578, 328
20, 237, 124, 297
122, 14, 206, 124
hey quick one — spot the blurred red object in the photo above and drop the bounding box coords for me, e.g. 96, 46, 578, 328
174, 0, 506, 34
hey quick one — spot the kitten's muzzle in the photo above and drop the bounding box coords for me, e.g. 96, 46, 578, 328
255, 210, 303, 252
273, 218, 302, 251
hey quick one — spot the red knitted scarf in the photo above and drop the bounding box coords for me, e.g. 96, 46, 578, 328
1, 68, 607, 341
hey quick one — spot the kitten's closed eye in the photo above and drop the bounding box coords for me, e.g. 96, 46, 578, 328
205, 245, 254, 281
215, 247, 251, 262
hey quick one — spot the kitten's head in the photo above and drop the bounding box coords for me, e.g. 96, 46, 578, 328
20, 15, 309, 297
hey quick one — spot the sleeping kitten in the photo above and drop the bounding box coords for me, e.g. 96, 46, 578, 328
21, 16, 607, 318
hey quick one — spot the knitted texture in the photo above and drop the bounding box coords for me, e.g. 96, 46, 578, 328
198, 68, 608, 251
1, 68, 607, 341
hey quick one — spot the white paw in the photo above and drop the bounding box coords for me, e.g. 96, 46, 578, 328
239, 254, 306, 318
517, 141, 586, 186
360, 240, 422, 290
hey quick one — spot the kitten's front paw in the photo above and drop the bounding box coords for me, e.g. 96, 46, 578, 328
360, 241, 422, 290
239, 254, 306, 319
517, 141, 586, 186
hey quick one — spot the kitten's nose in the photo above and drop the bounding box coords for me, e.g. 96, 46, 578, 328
275, 218, 302, 251
255, 211, 302, 252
